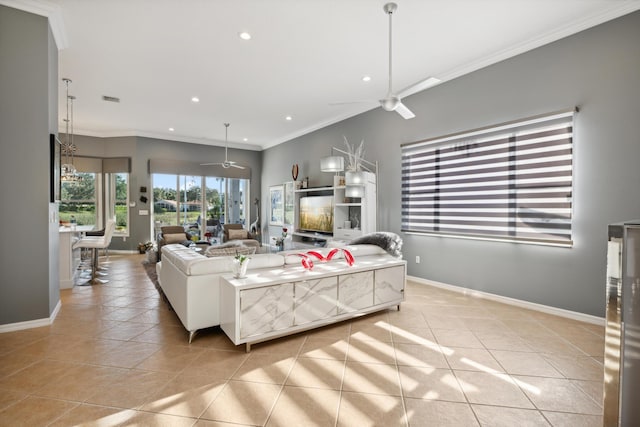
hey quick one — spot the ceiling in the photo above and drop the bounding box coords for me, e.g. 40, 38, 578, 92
8, 0, 640, 150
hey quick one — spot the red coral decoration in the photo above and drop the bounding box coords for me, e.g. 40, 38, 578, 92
296, 248, 355, 270
294, 253, 314, 270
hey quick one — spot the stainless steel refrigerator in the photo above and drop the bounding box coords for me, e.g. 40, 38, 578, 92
604, 221, 640, 426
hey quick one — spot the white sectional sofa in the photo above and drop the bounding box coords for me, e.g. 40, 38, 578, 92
157, 243, 406, 345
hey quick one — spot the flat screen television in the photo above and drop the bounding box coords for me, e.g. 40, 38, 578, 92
299, 195, 334, 234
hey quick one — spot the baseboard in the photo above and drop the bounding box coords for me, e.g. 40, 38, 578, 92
0, 299, 62, 333
107, 249, 138, 255
407, 275, 605, 326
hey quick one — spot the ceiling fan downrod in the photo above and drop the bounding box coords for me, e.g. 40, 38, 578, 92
381, 2, 401, 112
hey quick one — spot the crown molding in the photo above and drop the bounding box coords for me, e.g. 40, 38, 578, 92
436, 2, 640, 85
0, 0, 68, 49
64, 127, 264, 152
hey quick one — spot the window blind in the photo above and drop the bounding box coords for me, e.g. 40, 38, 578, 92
401, 110, 575, 246
74, 156, 131, 173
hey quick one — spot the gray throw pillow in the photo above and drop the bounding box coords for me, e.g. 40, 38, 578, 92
349, 232, 403, 258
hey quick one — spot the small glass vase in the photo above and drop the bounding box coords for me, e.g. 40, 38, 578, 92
232, 258, 249, 279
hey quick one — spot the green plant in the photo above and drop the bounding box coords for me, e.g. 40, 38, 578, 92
234, 253, 249, 264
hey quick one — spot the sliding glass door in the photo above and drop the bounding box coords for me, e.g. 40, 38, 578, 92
152, 173, 249, 241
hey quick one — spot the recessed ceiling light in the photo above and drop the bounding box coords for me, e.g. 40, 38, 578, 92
362, 75, 372, 82
191, 97, 199, 103
168, 127, 175, 132
238, 32, 252, 40
285, 116, 292, 121
243, 138, 248, 142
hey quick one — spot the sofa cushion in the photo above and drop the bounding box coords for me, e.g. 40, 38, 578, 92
164, 233, 187, 244
281, 245, 386, 265
162, 243, 286, 276
188, 252, 285, 275
228, 228, 249, 240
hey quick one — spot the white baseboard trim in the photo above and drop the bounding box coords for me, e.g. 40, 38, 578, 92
105, 249, 138, 255
0, 299, 62, 333
408, 275, 605, 326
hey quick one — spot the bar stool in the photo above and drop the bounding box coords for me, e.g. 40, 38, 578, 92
73, 219, 115, 285
85, 227, 109, 259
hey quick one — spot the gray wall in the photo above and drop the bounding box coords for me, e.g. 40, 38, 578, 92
2, 6, 638, 327
71, 134, 262, 251
263, 11, 640, 317
0, 5, 59, 323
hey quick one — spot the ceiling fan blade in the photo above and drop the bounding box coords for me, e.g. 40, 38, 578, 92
397, 77, 441, 99
329, 100, 375, 106
200, 162, 222, 166
230, 164, 245, 169
394, 101, 415, 119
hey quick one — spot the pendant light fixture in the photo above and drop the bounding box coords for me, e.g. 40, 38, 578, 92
60, 78, 81, 182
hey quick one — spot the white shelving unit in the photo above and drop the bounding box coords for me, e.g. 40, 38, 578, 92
290, 172, 377, 248
333, 171, 376, 241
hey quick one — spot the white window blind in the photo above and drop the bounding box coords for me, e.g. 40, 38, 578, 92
401, 110, 575, 246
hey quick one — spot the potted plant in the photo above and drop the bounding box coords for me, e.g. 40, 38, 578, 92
232, 252, 250, 279
138, 241, 154, 254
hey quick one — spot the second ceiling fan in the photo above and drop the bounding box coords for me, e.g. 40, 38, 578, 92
201, 123, 245, 169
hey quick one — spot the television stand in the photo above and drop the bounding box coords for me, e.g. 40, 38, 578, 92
291, 231, 331, 248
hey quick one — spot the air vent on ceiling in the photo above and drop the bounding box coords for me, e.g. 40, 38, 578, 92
102, 95, 120, 103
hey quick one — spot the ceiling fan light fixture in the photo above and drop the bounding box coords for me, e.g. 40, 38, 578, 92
380, 96, 399, 111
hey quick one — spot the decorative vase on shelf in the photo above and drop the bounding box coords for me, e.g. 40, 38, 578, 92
232, 257, 250, 279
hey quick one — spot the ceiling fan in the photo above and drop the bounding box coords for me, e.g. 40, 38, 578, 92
332, 3, 440, 119
201, 123, 245, 169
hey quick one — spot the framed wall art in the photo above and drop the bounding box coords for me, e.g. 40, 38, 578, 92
269, 185, 284, 225
50, 133, 61, 202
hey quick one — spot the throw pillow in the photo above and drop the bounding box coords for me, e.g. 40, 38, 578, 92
349, 231, 403, 258
205, 245, 256, 258
228, 228, 249, 240
164, 233, 187, 244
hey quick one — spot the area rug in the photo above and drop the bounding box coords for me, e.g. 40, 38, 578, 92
142, 260, 160, 290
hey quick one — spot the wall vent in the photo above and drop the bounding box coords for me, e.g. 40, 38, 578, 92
102, 95, 120, 103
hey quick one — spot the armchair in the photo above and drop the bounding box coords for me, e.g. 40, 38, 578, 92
157, 226, 189, 259
223, 224, 260, 248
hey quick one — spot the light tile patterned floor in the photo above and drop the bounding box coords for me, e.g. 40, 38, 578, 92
0, 254, 605, 426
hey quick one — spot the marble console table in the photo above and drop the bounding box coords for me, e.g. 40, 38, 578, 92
220, 255, 406, 352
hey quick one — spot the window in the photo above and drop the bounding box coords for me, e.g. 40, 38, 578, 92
401, 110, 575, 246
59, 172, 98, 227
106, 172, 129, 235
